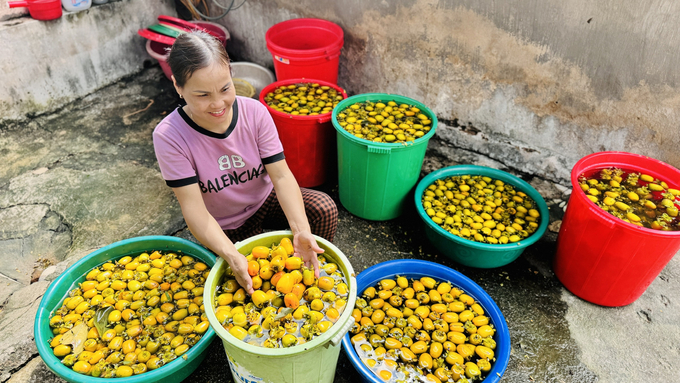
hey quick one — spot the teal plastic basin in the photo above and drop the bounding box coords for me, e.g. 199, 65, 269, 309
415, 165, 549, 268
34, 236, 217, 383
332, 93, 438, 221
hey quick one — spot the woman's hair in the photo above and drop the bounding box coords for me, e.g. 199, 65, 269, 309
168, 30, 231, 88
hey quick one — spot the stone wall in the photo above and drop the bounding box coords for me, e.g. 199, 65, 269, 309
4, 0, 680, 183
211, 0, 680, 184
0, 0, 176, 122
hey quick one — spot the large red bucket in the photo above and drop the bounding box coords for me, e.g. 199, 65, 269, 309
554, 151, 680, 306
265, 18, 344, 84
259, 79, 347, 188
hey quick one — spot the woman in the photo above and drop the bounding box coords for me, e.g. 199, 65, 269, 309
152, 31, 338, 294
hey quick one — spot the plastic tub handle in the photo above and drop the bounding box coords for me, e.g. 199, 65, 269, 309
317, 115, 332, 124
329, 307, 356, 346
367, 145, 391, 154
271, 52, 342, 63
8, 1, 29, 8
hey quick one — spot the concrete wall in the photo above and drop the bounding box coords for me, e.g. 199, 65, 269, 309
0, 0, 29, 20
3, 0, 679, 184
213, 0, 680, 184
0, 0, 176, 122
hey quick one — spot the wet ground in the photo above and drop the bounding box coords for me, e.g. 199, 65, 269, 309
188, 207, 593, 383
186, 193, 596, 383
1, 66, 679, 383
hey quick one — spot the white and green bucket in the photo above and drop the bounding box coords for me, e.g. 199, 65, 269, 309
204, 230, 357, 383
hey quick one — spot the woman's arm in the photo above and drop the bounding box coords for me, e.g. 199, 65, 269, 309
265, 160, 323, 276
172, 183, 254, 294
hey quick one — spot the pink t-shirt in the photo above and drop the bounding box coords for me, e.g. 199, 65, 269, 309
153, 96, 284, 230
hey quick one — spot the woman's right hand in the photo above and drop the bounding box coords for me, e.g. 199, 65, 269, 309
225, 252, 254, 295
170, 183, 255, 295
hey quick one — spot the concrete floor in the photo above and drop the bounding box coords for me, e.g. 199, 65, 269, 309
186, 192, 592, 383
1, 66, 679, 383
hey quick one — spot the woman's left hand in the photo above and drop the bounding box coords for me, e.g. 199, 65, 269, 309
293, 231, 324, 278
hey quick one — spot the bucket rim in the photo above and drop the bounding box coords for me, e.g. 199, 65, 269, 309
146, 39, 170, 60
259, 78, 348, 122
331, 92, 438, 149
414, 164, 550, 251
266, 18, 344, 57
33, 235, 217, 383
342, 259, 510, 383
570, 151, 680, 237
204, 230, 358, 357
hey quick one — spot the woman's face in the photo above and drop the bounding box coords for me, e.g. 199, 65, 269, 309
174, 61, 236, 132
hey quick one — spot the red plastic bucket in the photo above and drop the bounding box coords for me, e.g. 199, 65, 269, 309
265, 18, 344, 84
8, 0, 62, 20
554, 151, 680, 306
259, 78, 347, 188
146, 40, 174, 80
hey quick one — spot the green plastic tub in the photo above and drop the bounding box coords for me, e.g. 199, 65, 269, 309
204, 230, 357, 383
415, 165, 550, 268
34, 236, 217, 383
332, 93, 438, 221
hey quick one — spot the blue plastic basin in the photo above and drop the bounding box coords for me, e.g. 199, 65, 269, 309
341, 259, 510, 383
34, 236, 217, 383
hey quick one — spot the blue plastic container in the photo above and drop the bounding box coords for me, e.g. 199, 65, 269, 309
342, 259, 510, 383
34, 236, 216, 383
415, 165, 549, 268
